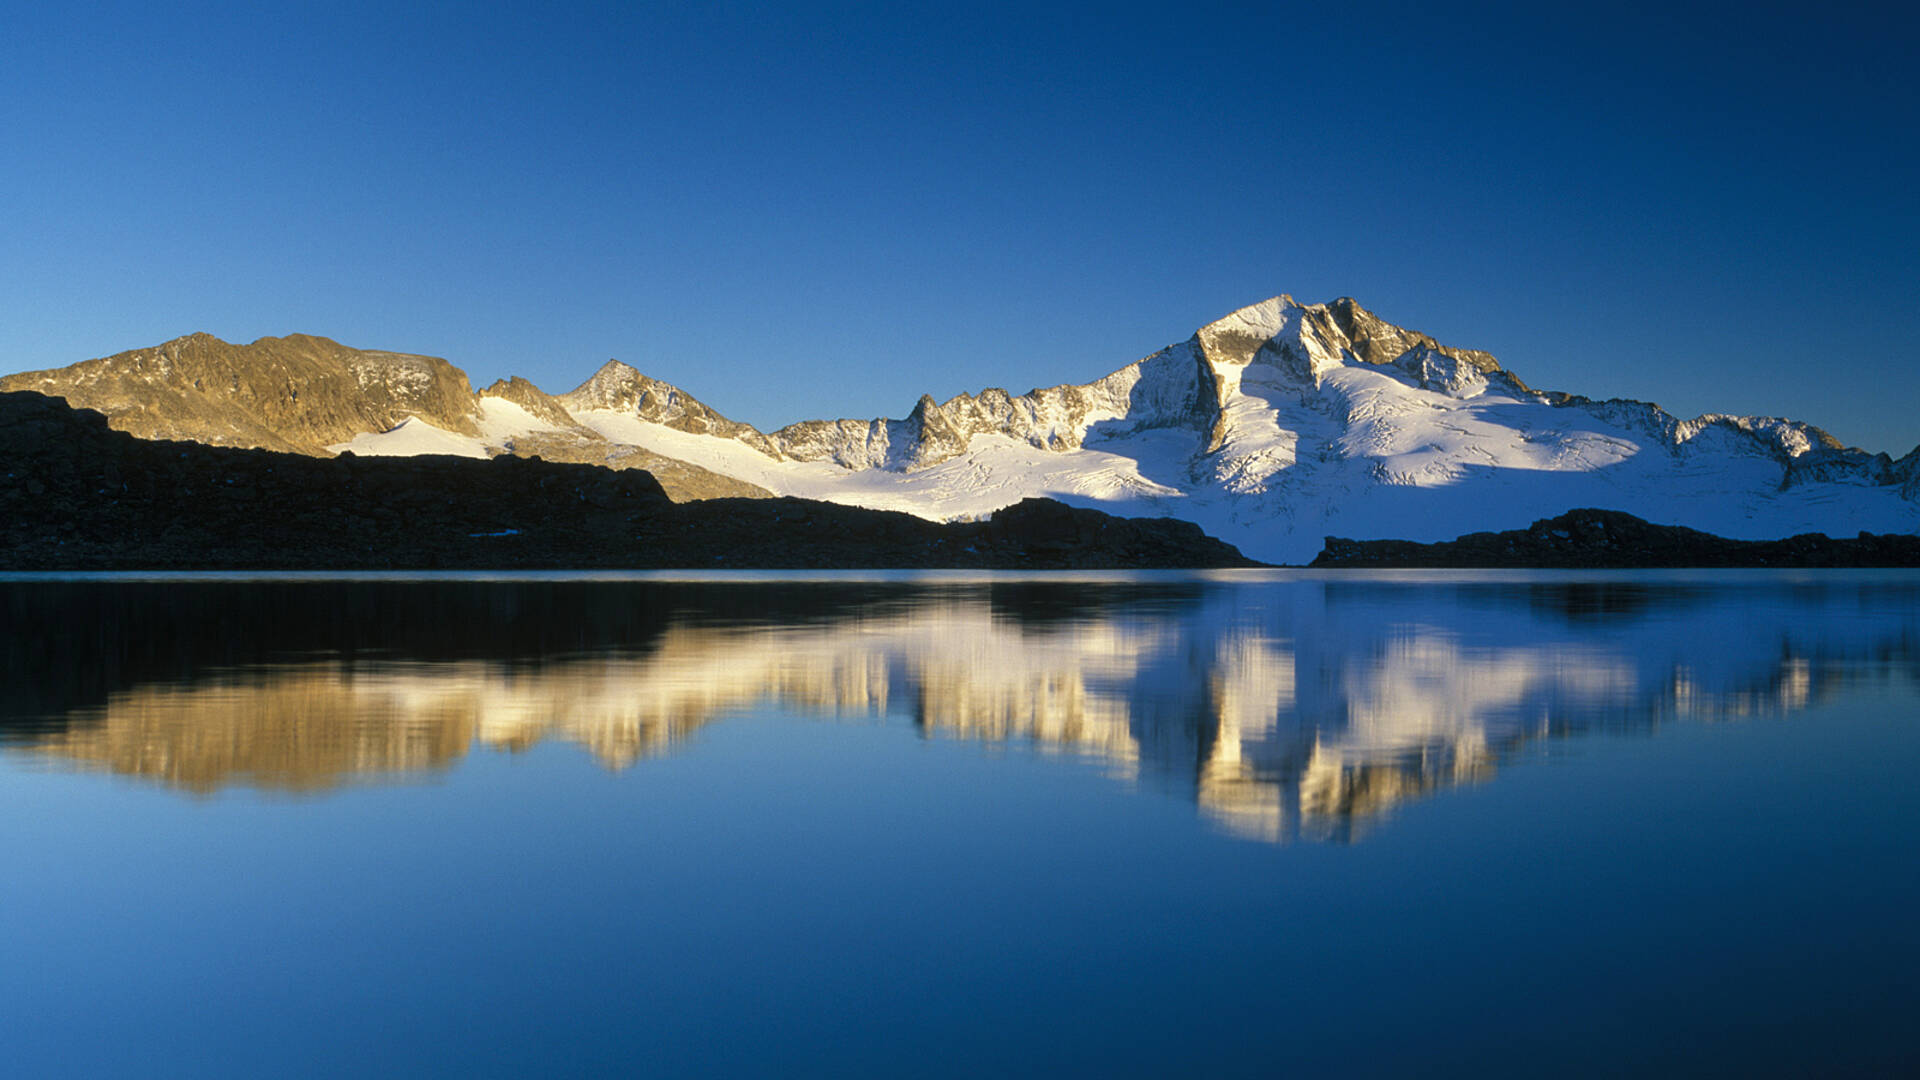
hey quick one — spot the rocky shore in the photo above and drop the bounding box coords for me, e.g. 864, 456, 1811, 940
1311, 508, 1920, 568
1, 391, 1258, 570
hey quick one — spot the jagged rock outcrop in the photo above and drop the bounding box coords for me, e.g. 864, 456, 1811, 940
480, 375, 577, 427
1324, 295, 1503, 374
560, 360, 779, 453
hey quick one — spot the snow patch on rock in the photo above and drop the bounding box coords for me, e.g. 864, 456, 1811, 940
329, 416, 490, 459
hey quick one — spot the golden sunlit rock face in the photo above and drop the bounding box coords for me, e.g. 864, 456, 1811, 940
30, 665, 478, 794
9, 581, 1905, 839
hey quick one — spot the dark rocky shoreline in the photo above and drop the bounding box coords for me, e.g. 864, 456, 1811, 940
1, 391, 1258, 570
1312, 507, 1920, 568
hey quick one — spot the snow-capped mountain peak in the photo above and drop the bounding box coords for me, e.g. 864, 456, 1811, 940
6, 296, 1915, 563
546, 294, 1915, 560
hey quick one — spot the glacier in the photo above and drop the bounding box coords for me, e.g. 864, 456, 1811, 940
19, 295, 1911, 564
330, 294, 1919, 563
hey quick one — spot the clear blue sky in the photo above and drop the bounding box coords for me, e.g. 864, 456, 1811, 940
5, 1, 1917, 451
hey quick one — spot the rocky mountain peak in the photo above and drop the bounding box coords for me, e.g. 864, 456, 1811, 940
1186, 295, 1504, 387
555, 360, 645, 410
762, 295, 1513, 474
0, 331, 482, 454
480, 376, 576, 427
1192, 296, 1299, 368
1325, 297, 1503, 375
560, 361, 775, 453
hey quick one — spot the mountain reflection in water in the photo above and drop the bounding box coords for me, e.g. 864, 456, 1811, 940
5, 574, 1916, 842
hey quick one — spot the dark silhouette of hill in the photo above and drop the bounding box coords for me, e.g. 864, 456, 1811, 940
1312, 508, 1920, 567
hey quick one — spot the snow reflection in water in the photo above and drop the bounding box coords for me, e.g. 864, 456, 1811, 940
6, 573, 1917, 842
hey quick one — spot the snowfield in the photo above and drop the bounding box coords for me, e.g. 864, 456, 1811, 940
326, 296, 1920, 564
330, 415, 490, 459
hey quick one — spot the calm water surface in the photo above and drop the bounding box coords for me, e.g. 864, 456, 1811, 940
3, 570, 1917, 1077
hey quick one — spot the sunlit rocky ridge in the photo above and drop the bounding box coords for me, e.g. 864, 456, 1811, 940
9, 578, 1916, 842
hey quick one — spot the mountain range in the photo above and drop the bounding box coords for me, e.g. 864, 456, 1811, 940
8, 295, 1917, 564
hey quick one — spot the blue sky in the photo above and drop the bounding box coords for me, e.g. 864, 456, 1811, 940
5, 2, 1917, 451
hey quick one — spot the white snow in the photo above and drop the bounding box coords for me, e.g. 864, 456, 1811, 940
573, 409, 854, 494
328, 416, 489, 459
476, 397, 564, 442
319, 297, 1920, 563
575, 408, 1188, 520
325, 399, 568, 460
568, 332, 1919, 564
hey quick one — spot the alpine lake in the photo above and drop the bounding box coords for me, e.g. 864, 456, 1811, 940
3, 570, 1917, 1077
